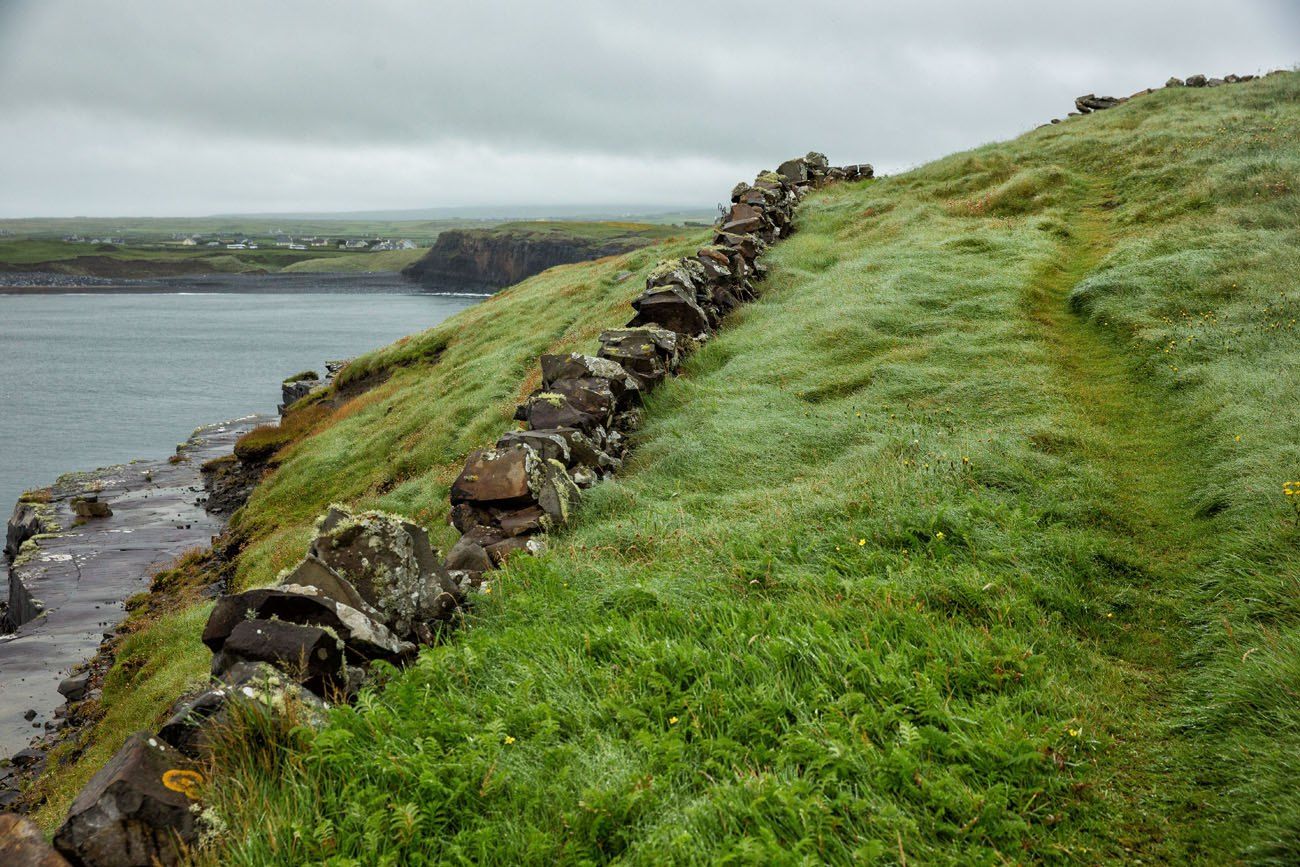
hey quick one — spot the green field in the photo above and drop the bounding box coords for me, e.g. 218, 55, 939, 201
0, 217, 498, 245
469, 220, 690, 243
0, 219, 686, 280
30, 72, 1300, 863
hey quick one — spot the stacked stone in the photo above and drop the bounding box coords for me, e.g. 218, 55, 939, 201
44, 505, 462, 866
28, 152, 871, 867
1060, 70, 1277, 123
440, 151, 869, 588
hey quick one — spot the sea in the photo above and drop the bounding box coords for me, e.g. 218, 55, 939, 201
0, 279, 482, 514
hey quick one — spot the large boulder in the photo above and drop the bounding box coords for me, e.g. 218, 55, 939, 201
0, 814, 70, 866
1185, 74, 1207, 87
776, 157, 808, 185
450, 443, 580, 529
211, 620, 345, 692
719, 203, 766, 235
308, 508, 458, 637
202, 586, 414, 662
280, 373, 321, 412
53, 733, 199, 867
451, 444, 534, 505
1074, 94, 1124, 113
71, 496, 112, 519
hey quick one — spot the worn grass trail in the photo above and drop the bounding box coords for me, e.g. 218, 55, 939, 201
1027, 178, 1213, 861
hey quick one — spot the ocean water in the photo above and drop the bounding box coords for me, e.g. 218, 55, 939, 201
0, 290, 481, 514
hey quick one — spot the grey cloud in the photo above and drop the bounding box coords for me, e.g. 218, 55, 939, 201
0, 0, 1295, 215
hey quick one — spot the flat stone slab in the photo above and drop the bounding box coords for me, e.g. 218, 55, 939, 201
0, 416, 269, 756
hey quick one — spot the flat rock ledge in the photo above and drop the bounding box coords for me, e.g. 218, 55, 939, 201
0, 416, 269, 810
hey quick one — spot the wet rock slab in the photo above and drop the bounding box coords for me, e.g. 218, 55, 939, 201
0, 416, 268, 757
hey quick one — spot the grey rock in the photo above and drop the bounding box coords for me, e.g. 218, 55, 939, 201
309, 507, 457, 637
6, 501, 50, 559
57, 671, 91, 702
212, 619, 345, 692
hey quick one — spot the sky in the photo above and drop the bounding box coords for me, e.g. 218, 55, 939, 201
0, 0, 1295, 217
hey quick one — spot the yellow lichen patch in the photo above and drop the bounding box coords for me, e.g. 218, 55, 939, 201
161, 768, 205, 800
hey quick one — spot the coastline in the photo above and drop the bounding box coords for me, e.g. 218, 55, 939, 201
0, 415, 269, 766
0, 270, 493, 296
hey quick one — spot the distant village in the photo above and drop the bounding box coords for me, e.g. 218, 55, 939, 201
58, 233, 420, 252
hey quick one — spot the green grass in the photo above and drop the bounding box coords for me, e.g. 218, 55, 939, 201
280, 247, 427, 273
35, 73, 1300, 863
475, 220, 686, 243
0, 238, 380, 278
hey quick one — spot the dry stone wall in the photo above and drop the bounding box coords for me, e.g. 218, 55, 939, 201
32, 152, 870, 866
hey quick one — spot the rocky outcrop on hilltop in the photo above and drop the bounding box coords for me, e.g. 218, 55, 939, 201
401, 226, 664, 291
1046, 68, 1284, 125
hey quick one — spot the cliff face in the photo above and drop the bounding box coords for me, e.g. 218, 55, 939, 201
401, 226, 665, 290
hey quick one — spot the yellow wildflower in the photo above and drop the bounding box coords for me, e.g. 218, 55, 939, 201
669, 716, 679, 725
504, 735, 516, 744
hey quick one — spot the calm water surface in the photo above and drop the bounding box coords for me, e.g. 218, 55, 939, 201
0, 291, 480, 513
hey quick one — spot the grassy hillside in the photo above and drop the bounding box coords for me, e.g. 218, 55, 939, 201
474, 220, 687, 243
33, 72, 1300, 863
279, 247, 427, 274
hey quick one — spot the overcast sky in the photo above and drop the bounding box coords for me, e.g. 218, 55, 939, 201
0, 0, 1294, 217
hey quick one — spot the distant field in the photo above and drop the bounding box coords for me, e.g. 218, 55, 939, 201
280, 247, 426, 273
0, 218, 702, 281
0, 239, 382, 279
478, 220, 687, 242
0, 217, 497, 245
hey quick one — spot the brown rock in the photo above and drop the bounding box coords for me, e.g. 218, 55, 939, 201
53, 733, 198, 867
539, 354, 640, 406
70, 497, 112, 519
450, 445, 532, 504
628, 284, 712, 338
445, 533, 494, 572
0, 814, 70, 867
597, 327, 680, 389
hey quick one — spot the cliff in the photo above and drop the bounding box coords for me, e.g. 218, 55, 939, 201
400, 221, 681, 290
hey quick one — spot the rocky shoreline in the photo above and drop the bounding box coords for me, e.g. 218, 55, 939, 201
0, 415, 269, 797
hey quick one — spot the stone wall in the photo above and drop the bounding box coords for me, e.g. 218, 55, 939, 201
29, 152, 871, 866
